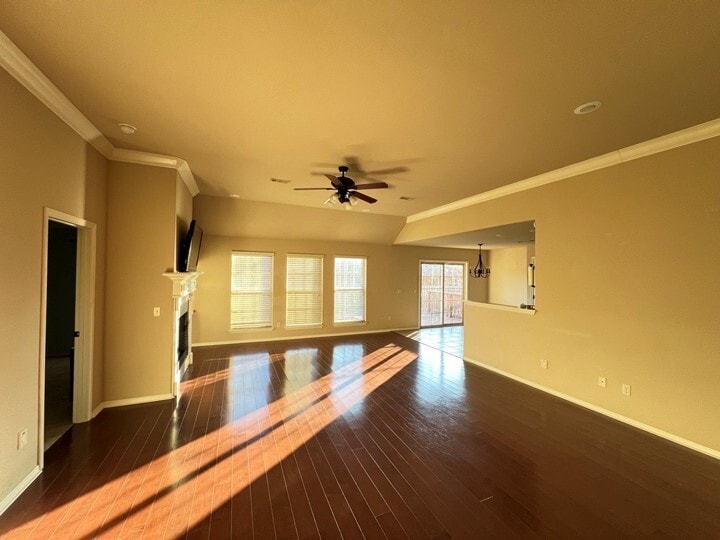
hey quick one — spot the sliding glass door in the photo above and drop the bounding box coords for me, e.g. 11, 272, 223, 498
419, 262, 465, 327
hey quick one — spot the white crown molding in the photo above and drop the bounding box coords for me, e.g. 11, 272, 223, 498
0, 30, 199, 196
0, 31, 114, 158
176, 160, 200, 196
408, 117, 720, 223
111, 149, 200, 196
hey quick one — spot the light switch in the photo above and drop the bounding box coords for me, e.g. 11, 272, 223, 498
153, 307, 161, 317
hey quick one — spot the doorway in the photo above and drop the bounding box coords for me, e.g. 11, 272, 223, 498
40, 209, 96, 461
419, 262, 465, 327
44, 221, 77, 449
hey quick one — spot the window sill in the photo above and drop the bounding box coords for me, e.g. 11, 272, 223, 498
229, 326, 274, 333
333, 321, 368, 327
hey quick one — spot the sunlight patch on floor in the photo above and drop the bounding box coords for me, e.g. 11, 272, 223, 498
59, 343, 418, 538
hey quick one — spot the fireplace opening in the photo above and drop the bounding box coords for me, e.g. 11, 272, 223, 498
178, 303, 189, 369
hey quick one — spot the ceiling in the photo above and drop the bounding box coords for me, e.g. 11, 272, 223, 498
2, 1, 720, 220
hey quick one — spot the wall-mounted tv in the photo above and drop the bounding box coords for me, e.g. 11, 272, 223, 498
179, 220, 203, 272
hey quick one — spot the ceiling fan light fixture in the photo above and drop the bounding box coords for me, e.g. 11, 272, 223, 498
296, 164, 386, 206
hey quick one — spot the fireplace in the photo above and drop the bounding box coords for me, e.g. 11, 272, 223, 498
163, 271, 201, 396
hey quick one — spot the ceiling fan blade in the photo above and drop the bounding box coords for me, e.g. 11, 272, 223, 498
360, 176, 385, 183
351, 191, 377, 204
353, 182, 388, 190
325, 174, 343, 188
294, 187, 335, 191
343, 156, 366, 174
365, 166, 409, 175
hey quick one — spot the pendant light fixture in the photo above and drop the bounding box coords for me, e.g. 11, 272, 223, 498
469, 243, 491, 278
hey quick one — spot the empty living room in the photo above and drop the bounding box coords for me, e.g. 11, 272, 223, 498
1, 2, 719, 538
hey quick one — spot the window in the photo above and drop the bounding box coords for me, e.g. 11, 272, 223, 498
230, 252, 273, 329
334, 256, 366, 323
286, 254, 323, 327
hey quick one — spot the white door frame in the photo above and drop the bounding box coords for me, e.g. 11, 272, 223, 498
38, 208, 96, 467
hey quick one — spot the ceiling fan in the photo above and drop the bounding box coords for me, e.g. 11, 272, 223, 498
295, 165, 388, 207
312, 156, 409, 183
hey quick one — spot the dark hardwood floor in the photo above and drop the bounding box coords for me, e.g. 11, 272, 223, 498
2, 332, 720, 538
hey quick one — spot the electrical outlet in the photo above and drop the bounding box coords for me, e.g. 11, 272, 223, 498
598, 376, 607, 388
540, 359, 548, 370
153, 307, 160, 317
17, 428, 28, 450
622, 383, 632, 396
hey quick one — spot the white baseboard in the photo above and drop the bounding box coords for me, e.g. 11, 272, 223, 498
0, 466, 41, 516
94, 393, 175, 413
195, 327, 417, 348
463, 355, 720, 461
91, 402, 105, 418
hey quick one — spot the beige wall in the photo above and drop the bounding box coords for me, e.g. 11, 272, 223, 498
175, 175, 193, 271
104, 162, 176, 401
194, 195, 406, 245
487, 246, 530, 307
399, 136, 720, 453
85, 150, 109, 408
0, 70, 108, 501
191, 234, 479, 344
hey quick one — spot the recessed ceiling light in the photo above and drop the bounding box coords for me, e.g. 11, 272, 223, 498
228, 194, 240, 199
573, 101, 602, 115
118, 122, 137, 134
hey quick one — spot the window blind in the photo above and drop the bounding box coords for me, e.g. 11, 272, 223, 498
334, 256, 366, 323
230, 252, 273, 329
286, 254, 323, 327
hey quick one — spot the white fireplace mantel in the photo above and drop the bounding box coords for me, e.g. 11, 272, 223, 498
162, 271, 202, 298
162, 271, 201, 396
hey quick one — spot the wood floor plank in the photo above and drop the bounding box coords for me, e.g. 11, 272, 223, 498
2, 331, 720, 539
41, 407, 167, 539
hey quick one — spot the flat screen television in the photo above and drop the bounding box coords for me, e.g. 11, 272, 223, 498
179, 220, 203, 272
